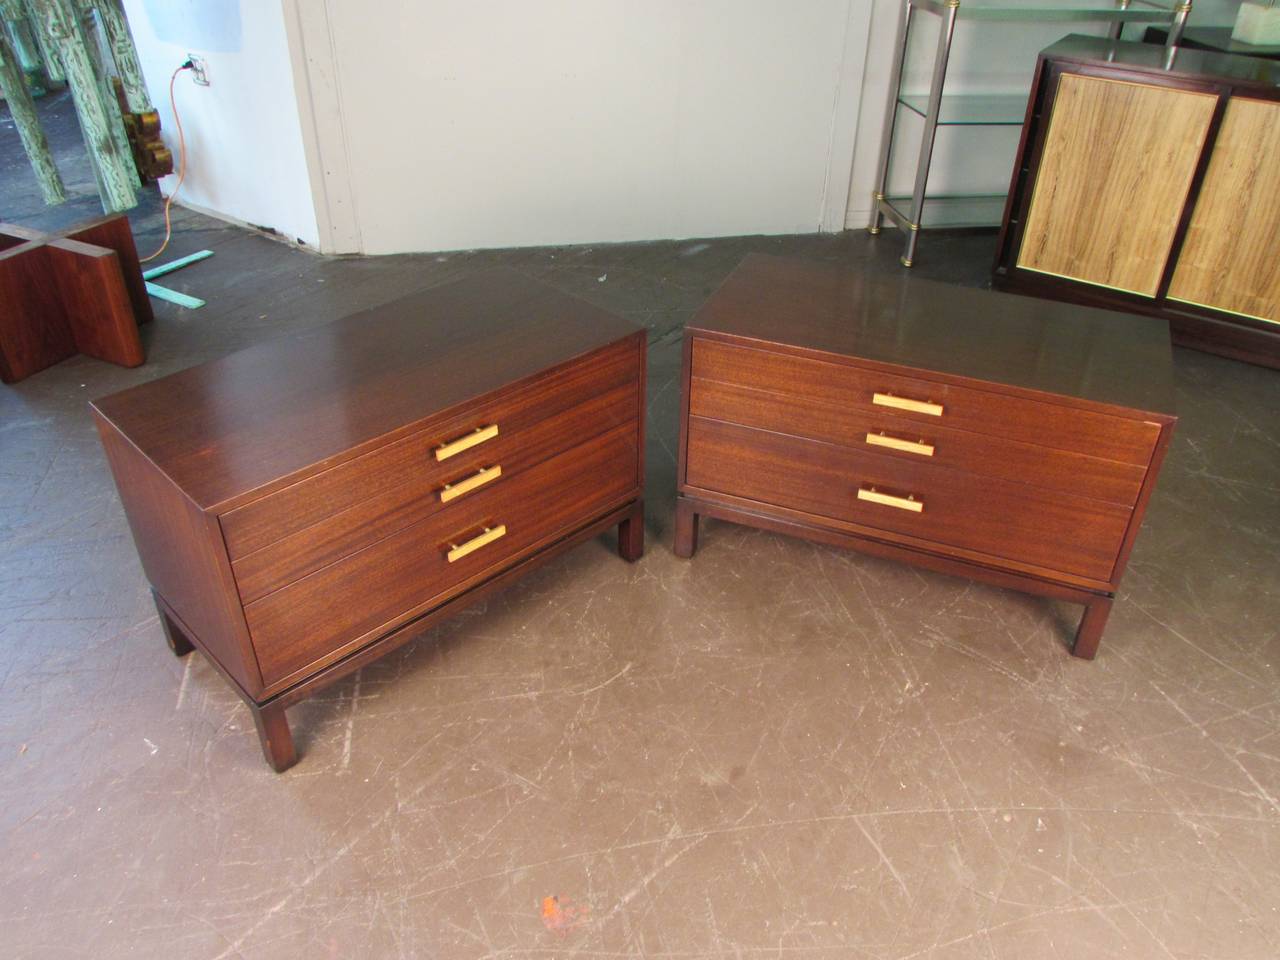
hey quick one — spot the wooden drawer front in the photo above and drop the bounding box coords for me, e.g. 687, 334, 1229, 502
221, 339, 639, 561
685, 416, 1129, 583
232, 384, 637, 602
690, 377, 1147, 507
692, 340, 1158, 466
245, 424, 639, 688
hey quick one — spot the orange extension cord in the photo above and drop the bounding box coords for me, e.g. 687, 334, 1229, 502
140, 64, 191, 263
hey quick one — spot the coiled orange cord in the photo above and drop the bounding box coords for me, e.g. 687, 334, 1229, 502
140, 64, 190, 263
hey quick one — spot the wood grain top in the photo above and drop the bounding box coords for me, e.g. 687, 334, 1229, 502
688, 254, 1176, 417
92, 269, 641, 510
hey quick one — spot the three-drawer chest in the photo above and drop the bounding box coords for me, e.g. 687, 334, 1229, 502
675, 254, 1176, 658
93, 271, 646, 770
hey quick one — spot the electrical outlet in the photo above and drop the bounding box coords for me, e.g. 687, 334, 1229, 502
187, 54, 210, 86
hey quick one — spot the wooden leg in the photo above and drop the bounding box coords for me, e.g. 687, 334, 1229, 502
618, 499, 645, 562
673, 497, 699, 559
251, 701, 297, 773
1072, 595, 1113, 660
153, 590, 193, 657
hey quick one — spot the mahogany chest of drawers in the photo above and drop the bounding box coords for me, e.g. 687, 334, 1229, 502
675, 254, 1175, 658
93, 271, 646, 770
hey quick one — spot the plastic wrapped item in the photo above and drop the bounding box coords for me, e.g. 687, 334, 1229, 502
1233, 1, 1280, 45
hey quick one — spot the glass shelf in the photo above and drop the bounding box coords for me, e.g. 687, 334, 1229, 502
944, 0, 1181, 23
898, 93, 1030, 125
870, 0, 1190, 265
883, 194, 1010, 229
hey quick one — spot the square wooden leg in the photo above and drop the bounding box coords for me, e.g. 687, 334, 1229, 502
673, 497, 699, 559
153, 590, 193, 657
618, 499, 645, 562
1072, 595, 1113, 660
251, 701, 297, 773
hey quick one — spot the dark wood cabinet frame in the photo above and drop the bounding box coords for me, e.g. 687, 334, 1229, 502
993, 35, 1280, 369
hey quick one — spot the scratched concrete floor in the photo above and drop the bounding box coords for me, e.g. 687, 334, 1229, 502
3, 91, 1280, 960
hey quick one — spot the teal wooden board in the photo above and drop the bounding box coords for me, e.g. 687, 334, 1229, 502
145, 281, 204, 308
142, 249, 213, 280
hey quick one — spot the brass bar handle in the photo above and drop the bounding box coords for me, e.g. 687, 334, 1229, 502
872, 392, 943, 417
857, 486, 923, 513
434, 424, 499, 461
446, 524, 507, 563
440, 464, 502, 503
865, 431, 935, 457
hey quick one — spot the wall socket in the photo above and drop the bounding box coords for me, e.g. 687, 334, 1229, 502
187, 54, 210, 86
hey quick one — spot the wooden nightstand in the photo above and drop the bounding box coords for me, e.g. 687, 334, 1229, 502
94, 270, 646, 771
675, 254, 1175, 659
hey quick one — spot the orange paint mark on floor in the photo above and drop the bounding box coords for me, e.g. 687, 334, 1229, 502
541, 895, 588, 935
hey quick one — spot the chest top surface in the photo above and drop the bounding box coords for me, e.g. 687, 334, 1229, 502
92, 269, 641, 509
689, 254, 1176, 418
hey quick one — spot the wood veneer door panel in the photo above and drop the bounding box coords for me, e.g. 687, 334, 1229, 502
1168, 97, 1280, 325
245, 425, 639, 687
1016, 73, 1217, 297
690, 376, 1147, 506
221, 339, 640, 561
685, 416, 1129, 582
692, 340, 1160, 465
232, 385, 639, 602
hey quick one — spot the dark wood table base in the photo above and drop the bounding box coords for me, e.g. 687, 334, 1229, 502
0, 214, 152, 383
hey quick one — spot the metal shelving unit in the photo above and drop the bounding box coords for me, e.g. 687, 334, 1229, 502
867, 0, 1193, 267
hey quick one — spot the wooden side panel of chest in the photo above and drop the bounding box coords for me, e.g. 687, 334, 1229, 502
93, 414, 262, 695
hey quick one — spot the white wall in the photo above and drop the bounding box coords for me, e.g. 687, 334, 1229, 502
122, 0, 319, 247
285, 1, 872, 255
120, 1, 1243, 255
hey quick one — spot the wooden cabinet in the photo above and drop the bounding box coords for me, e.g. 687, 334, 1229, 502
675, 254, 1176, 659
93, 271, 646, 771
994, 35, 1280, 368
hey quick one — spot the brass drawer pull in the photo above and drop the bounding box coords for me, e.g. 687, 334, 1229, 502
446, 524, 507, 563
434, 424, 499, 461
440, 464, 502, 503
865, 431, 934, 457
857, 486, 923, 513
872, 392, 943, 417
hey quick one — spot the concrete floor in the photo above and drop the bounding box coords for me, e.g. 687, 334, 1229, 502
3, 90, 1280, 960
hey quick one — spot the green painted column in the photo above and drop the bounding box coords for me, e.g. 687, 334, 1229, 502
91, 0, 146, 111
28, 0, 135, 211
1, 1, 41, 73
22, 0, 62, 82
73, 0, 139, 188
0, 27, 65, 203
